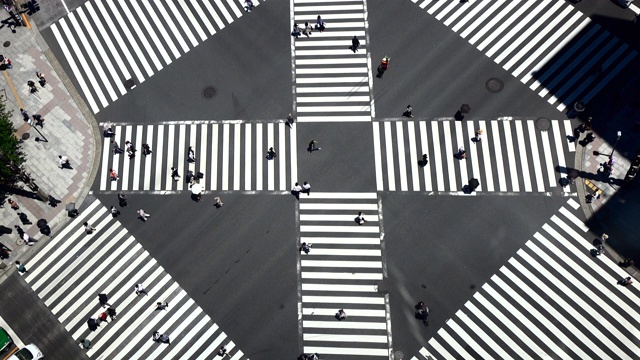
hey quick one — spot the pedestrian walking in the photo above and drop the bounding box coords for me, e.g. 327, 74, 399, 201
316, 15, 325, 32
118, 193, 128, 207
585, 190, 600, 204
300, 242, 312, 254
106, 307, 117, 320
15, 261, 28, 274
32, 114, 44, 128
97, 311, 108, 324
155, 301, 169, 311
584, 116, 592, 131
27, 80, 38, 93
79, 339, 92, 350
110, 206, 120, 217
618, 276, 634, 286
619, 258, 634, 268
142, 143, 152, 156
20, 108, 29, 121
214, 196, 223, 208
356, 211, 366, 225
17, 212, 31, 225
291, 23, 302, 38
83, 221, 96, 234
218, 345, 228, 357
350, 35, 360, 52
474, 129, 483, 142
308, 140, 321, 152
170, 167, 180, 181
291, 182, 302, 200
36, 71, 46, 87
2, 58, 11, 69
302, 181, 311, 196
303, 21, 312, 37
87, 318, 100, 331
135, 283, 148, 296
336, 309, 347, 320
137, 209, 150, 221
601, 233, 609, 244
8, 198, 19, 210
457, 145, 466, 159
109, 168, 119, 181
58, 155, 71, 169
0, 245, 11, 260
580, 132, 596, 146
98, 293, 111, 307
415, 301, 429, 326
267, 147, 277, 160
103, 122, 115, 137
188, 146, 196, 162
22, 232, 36, 246
287, 113, 295, 128
125, 141, 136, 159
111, 140, 124, 154
420, 154, 429, 167
152, 331, 170, 344
244, 0, 253, 12
402, 105, 414, 118
14, 225, 25, 238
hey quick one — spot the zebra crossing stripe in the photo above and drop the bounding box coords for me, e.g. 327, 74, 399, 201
302, 296, 385, 304
478, 120, 493, 192
490, 121, 506, 191
526, 120, 544, 192
456, 310, 510, 360
438, 328, 475, 360
502, 122, 518, 191
454, 121, 468, 189
442, 122, 456, 191
396, 122, 408, 191
466, 124, 481, 191
514, 121, 531, 192
464, 301, 527, 357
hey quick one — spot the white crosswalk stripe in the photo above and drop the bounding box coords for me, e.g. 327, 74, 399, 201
413, 0, 637, 112
412, 198, 640, 360
373, 119, 575, 193
293, 0, 372, 122
99, 121, 296, 192
50, 0, 263, 114
299, 193, 390, 358
21, 199, 247, 360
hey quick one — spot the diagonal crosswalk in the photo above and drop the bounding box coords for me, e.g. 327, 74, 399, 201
293, 0, 372, 122
299, 193, 390, 358
413, 0, 637, 112
50, 0, 263, 114
21, 198, 247, 360
100, 121, 297, 192
373, 119, 576, 193
411, 198, 640, 360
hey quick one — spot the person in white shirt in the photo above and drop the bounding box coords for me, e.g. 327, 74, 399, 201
302, 181, 311, 196
137, 209, 150, 221
58, 155, 70, 168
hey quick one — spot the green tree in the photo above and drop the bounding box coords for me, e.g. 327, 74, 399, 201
0, 101, 26, 201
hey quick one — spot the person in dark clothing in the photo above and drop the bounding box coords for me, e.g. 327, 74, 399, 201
351, 36, 360, 52
98, 293, 111, 307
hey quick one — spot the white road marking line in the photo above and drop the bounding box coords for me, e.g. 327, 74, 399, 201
526, 120, 545, 192
234, 123, 242, 190
396, 122, 408, 191
154, 125, 164, 190
431, 121, 444, 191
384, 121, 396, 191
442, 121, 456, 191
245, 124, 252, 190
540, 129, 556, 188
255, 124, 262, 191
502, 121, 519, 192
491, 121, 506, 191
222, 124, 230, 191
514, 121, 532, 192
268, 123, 275, 191
419, 121, 432, 191
479, 120, 493, 191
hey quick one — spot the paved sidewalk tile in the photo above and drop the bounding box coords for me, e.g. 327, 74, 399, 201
0, 18, 97, 276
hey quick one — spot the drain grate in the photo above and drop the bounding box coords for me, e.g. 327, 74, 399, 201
202, 86, 217, 100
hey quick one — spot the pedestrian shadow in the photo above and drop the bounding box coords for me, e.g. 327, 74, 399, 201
555, 165, 625, 186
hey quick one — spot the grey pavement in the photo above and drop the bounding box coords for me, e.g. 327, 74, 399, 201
0, 16, 99, 279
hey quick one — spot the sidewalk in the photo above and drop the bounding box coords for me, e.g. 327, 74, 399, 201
575, 72, 640, 276
0, 16, 100, 279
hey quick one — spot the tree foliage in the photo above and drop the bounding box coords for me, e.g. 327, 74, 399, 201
0, 101, 26, 198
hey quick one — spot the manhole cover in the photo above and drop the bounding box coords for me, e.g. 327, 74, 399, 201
202, 86, 217, 99
3, 41, 10, 47
485, 78, 504, 93
394, 350, 405, 359
574, 101, 586, 112
124, 79, 135, 89
21, 133, 30, 140
535, 117, 551, 131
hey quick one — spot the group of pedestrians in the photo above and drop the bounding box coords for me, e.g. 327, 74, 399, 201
292, 15, 326, 39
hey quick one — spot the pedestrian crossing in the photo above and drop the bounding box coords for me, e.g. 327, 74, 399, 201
21, 198, 247, 360
99, 121, 297, 192
50, 0, 263, 114
411, 198, 640, 360
373, 119, 576, 193
293, 0, 372, 122
298, 193, 390, 358
413, 0, 638, 113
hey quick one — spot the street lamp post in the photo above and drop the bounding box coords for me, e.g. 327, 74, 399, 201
610, 131, 622, 157
27, 119, 48, 142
